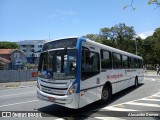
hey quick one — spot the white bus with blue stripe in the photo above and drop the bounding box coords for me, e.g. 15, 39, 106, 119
37, 37, 144, 109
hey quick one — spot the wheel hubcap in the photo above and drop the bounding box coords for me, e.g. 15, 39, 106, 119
102, 89, 108, 100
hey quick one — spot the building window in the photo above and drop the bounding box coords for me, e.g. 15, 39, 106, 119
38, 45, 43, 48
30, 49, 35, 52
31, 45, 34, 48
14, 53, 20, 58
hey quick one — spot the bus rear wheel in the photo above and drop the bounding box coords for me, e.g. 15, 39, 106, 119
101, 85, 111, 102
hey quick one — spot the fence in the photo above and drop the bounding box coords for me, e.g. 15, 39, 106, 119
0, 70, 37, 83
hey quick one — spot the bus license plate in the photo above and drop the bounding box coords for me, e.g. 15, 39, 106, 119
48, 97, 55, 102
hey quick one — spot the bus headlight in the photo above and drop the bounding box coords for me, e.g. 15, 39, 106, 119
67, 83, 77, 95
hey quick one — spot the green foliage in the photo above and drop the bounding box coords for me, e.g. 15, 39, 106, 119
83, 23, 160, 66
148, 0, 160, 6
124, 0, 160, 10
0, 41, 19, 49
24, 63, 36, 70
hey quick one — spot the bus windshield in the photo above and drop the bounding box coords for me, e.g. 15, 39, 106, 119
38, 49, 77, 80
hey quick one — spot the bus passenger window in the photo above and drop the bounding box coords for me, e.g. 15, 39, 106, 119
81, 49, 100, 80
100, 50, 112, 69
122, 55, 129, 68
113, 53, 122, 69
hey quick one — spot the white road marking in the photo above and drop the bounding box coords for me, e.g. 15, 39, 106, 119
151, 79, 155, 81
0, 92, 36, 98
141, 98, 160, 102
144, 78, 160, 81
102, 106, 137, 111
0, 100, 38, 108
124, 102, 160, 107
154, 95, 160, 97
55, 91, 160, 120
95, 117, 126, 120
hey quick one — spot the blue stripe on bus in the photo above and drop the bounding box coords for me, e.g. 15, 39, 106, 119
74, 37, 86, 93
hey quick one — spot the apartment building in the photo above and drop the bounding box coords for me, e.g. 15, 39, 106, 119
17, 40, 45, 63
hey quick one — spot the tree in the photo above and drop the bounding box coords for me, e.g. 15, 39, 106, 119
141, 27, 160, 67
84, 23, 136, 52
124, 0, 160, 10
151, 28, 160, 65
148, 0, 160, 8
99, 23, 136, 52
83, 34, 98, 41
83, 24, 160, 67
0, 42, 19, 49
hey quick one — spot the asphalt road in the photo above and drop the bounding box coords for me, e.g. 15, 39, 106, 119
0, 77, 160, 120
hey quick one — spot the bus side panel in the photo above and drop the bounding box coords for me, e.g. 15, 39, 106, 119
79, 87, 97, 108
102, 69, 129, 93
96, 86, 103, 100
78, 42, 100, 108
67, 93, 79, 109
79, 74, 99, 108
138, 69, 144, 83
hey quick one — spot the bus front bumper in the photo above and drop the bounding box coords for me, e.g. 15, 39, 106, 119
37, 89, 79, 109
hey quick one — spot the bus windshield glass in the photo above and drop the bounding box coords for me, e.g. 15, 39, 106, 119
38, 49, 77, 80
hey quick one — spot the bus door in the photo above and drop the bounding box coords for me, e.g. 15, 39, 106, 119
79, 44, 100, 108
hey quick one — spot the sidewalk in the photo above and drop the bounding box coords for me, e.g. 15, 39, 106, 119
0, 80, 37, 90
144, 71, 160, 77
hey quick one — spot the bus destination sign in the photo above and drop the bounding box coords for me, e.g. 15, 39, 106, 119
42, 38, 77, 51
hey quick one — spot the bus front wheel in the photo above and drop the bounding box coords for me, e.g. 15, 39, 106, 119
101, 85, 111, 102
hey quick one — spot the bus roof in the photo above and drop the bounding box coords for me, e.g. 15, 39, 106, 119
85, 38, 142, 59
44, 37, 142, 59
45, 36, 78, 43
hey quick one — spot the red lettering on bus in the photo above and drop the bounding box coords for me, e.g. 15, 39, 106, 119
107, 74, 123, 80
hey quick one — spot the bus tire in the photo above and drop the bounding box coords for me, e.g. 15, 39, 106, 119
101, 85, 111, 102
134, 77, 138, 88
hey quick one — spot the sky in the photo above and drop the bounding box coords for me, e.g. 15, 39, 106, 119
0, 0, 160, 42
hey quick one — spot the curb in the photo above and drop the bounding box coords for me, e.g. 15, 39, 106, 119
144, 75, 160, 78
19, 85, 36, 88
0, 84, 36, 90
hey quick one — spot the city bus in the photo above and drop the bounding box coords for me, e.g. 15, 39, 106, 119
37, 37, 144, 109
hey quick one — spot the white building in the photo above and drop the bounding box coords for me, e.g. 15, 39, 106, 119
17, 40, 45, 63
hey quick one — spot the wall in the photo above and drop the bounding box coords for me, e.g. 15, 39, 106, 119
0, 54, 10, 60
0, 70, 37, 83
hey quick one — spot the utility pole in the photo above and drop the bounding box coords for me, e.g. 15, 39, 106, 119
135, 38, 138, 55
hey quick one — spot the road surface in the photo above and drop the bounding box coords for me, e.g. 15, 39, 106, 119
0, 77, 160, 120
